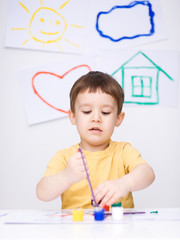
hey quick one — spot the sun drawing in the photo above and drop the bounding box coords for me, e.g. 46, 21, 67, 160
11, 0, 83, 51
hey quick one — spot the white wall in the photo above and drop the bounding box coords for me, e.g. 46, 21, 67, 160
0, 0, 180, 209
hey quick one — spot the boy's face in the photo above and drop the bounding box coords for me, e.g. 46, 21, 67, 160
69, 90, 124, 151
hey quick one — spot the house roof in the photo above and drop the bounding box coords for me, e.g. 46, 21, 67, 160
112, 51, 173, 80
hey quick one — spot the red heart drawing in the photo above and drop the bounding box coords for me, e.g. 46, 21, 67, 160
32, 64, 91, 114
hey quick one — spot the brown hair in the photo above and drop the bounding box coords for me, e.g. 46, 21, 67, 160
70, 71, 124, 114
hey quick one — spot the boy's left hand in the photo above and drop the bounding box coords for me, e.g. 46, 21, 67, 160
93, 177, 130, 207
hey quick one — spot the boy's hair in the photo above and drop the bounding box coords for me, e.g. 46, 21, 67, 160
70, 71, 124, 114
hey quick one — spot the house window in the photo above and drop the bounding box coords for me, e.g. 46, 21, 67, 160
131, 76, 152, 98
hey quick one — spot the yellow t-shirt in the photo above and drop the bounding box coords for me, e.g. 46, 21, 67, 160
43, 140, 146, 209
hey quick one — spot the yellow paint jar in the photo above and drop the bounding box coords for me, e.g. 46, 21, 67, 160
72, 209, 84, 221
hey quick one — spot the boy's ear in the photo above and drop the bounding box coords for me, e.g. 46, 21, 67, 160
115, 112, 125, 127
69, 109, 76, 125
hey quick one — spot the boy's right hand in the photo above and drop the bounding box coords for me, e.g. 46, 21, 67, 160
65, 150, 87, 185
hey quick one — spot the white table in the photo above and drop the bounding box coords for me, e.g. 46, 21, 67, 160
0, 208, 180, 239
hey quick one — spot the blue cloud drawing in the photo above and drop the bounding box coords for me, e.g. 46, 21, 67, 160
96, 1, 155, 42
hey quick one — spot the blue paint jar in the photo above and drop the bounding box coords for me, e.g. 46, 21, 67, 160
94, 207, 105, 221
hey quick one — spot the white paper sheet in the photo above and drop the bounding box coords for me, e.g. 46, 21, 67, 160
3, 209, 180, 224
96, 49, 178, 107
87, 0, 167, 51
18, 55, 95, 125
5, 0, 87, 54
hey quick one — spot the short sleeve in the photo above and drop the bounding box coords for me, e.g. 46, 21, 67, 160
43, 150, 67, 177
122, 143, 146, 174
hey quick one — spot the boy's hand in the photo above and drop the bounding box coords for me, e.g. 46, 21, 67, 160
65, 150, 87, 185
94, 177, 130, 207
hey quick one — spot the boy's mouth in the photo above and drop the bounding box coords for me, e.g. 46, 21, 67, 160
89, 127, 102, 133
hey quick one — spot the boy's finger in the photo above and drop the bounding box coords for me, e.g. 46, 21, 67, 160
94, 183, 105, 197
99, 190, 113, 207
106, 193, 118, 206
95, 188, 108, 205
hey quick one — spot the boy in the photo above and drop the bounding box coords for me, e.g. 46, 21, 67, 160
36, 71, 155, 209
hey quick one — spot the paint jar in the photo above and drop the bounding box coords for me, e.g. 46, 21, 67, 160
72, 209, 84, 221
103, 205, 110, 212
111, 202, 123, 220
94, 207, 105, 221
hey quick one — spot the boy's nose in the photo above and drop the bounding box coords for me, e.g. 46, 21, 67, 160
91, 111, 101, 122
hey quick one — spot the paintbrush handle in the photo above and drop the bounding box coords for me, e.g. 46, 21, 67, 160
79, 148, 97, 206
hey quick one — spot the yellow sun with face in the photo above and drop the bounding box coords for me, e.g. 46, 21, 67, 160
11, 0, 83, 51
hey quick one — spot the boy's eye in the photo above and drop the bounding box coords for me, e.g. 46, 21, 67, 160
102, 112, 110, 115
82, 111, 91, 114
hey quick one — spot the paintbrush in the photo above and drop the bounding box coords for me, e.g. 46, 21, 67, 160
78, 148, 98, 207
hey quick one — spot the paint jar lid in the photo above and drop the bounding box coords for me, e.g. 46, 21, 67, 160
111, 202, 122, 207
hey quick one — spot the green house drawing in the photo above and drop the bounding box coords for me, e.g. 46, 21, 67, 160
112, 51, 173, 105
